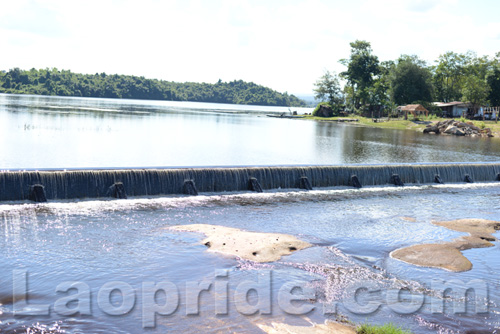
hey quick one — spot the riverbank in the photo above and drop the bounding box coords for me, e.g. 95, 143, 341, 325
300, 115, 500, 136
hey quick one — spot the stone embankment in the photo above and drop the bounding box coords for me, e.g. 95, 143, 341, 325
423, 119, 494, 137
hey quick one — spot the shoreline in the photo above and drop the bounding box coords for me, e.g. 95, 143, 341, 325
298, 115, 500, 137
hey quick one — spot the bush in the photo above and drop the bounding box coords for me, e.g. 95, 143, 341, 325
312, 102, 338, 117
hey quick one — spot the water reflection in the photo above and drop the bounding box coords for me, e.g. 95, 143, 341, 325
2, 93, 500, 169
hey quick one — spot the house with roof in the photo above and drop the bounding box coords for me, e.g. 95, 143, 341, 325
432, 102, 472, 118
396, 104, 429, 119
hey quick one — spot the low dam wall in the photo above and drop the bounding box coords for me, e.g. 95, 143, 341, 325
1, 163, 500, 201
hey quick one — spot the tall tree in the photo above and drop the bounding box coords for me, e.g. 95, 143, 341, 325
390, 55, 433, 105
461, 53, 493, 117
340, 40, 380, 110
487, 53, 500, 106
462, 76, 490, 117
313, 70, 344, 110
433, 51, 473, 102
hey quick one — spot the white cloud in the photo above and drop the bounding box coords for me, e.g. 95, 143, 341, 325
0, 0, 499, 95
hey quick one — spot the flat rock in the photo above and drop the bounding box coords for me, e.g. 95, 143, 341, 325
170, 224, 312, 262
257, 321, 356, 334
391, 243, 472, 272
391, 218, 499, 272
434, 218, 500, 236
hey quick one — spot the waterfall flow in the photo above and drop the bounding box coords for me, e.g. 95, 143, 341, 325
1, 163, 500, 201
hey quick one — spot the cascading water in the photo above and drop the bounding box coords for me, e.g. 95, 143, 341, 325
1, 162, 500, 201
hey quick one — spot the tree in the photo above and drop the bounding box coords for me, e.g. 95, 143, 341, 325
487, 66, 500, 106
340, 40, 380, 110
460, 53, 494, 118
0, 67, 306, 107
433, 51, 473, 102
313, 70, 344, 110
390, 55, 433, 105
487, 54, 500, 106
462, 75, 490, 117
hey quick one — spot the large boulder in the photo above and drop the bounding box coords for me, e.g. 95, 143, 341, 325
444, 125, 457, 134
444, 125, 465, 136
424, 119, 494, 137
423, 125, 440, 134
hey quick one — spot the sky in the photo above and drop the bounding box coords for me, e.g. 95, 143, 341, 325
0, 0, 499, 95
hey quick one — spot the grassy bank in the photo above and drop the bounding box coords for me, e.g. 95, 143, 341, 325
302, 115, 500, 135
357, 323, 412, 334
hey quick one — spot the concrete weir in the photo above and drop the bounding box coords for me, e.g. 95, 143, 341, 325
1, 162, 500, 202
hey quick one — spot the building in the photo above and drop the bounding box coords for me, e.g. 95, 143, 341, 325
433, 102, 472, 118
397, 104, 429, 119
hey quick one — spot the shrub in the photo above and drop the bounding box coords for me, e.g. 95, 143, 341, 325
357, 323, 412, 334
312, 102, 338, 117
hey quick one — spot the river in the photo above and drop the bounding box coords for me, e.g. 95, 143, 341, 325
0, 94, 499, 333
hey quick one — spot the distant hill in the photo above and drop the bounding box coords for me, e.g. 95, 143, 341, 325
294, 94, 318, 107
0, 68, 306, 107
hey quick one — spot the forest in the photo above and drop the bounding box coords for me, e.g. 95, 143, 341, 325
0, 68, 306, 107
314, 40, 500, 115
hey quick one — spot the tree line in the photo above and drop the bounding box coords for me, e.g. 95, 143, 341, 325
314, 40, 500, 115
0, 68, 306, 107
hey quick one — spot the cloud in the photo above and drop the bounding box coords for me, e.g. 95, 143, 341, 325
406, 0, 440, 12
0, 0, 499, 95
0, 0, 67, 37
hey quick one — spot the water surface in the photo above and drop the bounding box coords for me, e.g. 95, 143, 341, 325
1, 94, 500, 333
2, 94, 500, 169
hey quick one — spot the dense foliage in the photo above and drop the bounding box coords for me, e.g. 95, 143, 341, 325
312, 102, 339, 117
315, 41, 500, 115
0, 68, 305, 107
390, 55, 433, 105
340, 40, 380, 109
313, 71, 344, 111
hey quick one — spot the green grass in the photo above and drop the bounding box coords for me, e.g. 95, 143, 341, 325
357, 323, 413, 334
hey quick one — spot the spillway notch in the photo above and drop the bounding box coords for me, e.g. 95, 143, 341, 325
183, 179, 199, 196
350, 174, 362, 188
107, 182, 127, 199
434, 174, 444, 184
299, 176, 313, 190
391, 174, 404, 186
248, 177, 263, 193
28, 184, 47, 203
